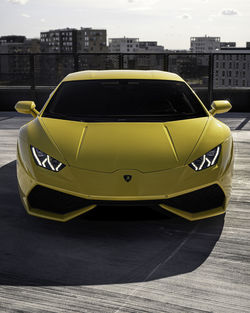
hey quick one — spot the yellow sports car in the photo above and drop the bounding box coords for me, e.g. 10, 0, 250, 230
15, 70, 234, 222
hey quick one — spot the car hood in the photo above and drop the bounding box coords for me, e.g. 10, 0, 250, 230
38, 117, 209, 173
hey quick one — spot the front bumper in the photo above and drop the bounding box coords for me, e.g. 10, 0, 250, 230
22, 183, 226, 222
17, 137, 234, 222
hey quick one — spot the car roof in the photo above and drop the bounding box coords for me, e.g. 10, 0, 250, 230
62, 70, 184, 82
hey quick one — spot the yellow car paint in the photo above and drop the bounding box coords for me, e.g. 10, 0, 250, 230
15, 70, 234, 222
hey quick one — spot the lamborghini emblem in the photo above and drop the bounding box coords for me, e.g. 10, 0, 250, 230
123, 175, 132, 182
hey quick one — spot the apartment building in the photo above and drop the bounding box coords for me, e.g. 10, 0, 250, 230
40, 28, 77, 53
109, 37, 139, 53
214, 48, 250, 88
137, 41, 164, 53
40, 27, 107, 53
0, 36, 40, 83
190, 35, 220, 53
77, 28, 107, 53
108, 37, 164, 53
108, 37, 164, 69
0, 35, 26, 45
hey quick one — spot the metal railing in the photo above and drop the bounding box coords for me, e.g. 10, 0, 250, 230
0, 52, 250, 109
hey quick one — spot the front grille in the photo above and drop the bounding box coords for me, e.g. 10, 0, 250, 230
94, 200, 162, 207
28, 184, 225, 215
162, 184, 225, 213
28, 185, 162, 214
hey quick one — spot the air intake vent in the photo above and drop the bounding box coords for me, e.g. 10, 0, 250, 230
162, 184, 225, 213
28, 185, 92, 214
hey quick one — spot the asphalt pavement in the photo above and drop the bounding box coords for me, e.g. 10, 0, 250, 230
0, 112, 250, 313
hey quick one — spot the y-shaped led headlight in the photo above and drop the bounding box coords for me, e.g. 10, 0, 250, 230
31, 146, 65, 172
189, 145, 221, 171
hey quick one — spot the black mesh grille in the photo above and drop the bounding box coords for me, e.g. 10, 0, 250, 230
163, 184, 225, 213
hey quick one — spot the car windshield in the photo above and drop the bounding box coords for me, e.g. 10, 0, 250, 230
42, 79, 207, 122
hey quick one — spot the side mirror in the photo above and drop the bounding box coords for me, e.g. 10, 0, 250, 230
15, 101, 39, 118
209, 100, 232, 116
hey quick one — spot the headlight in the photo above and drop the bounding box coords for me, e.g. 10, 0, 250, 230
189, 145, 221, 171
31, 146, 65, 172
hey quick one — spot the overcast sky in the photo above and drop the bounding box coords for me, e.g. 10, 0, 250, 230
1, 0, 250, 49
